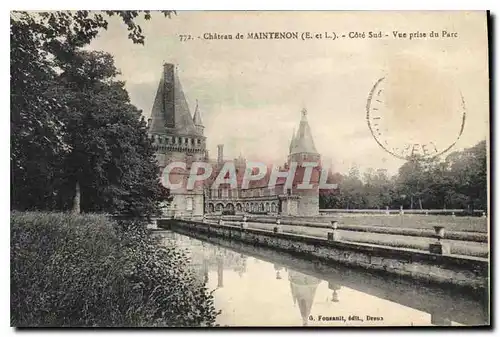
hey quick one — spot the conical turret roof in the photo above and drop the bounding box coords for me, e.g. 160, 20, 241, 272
193, 99, 203, 126
290, 108, 318, 155
149, 63, 201, 136
288, 270, 320, 326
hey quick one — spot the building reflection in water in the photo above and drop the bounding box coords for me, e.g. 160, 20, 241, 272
431, 313, 452, 326
217, 256, 224, 288
167, 233, 248, 287
163, 233, 476, 327
329, 281, 341, 303
274, 264, 283, 280
287, 270, 321, 326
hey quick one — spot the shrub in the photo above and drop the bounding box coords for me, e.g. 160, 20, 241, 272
11, 211, 218, 327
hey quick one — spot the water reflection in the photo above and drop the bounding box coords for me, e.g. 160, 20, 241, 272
160, 231, 488, 327
288, 270, 321, 326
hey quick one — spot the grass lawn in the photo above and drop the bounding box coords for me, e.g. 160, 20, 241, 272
317, 214, 488, 233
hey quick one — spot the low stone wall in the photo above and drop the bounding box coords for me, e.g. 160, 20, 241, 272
159, 219, 489, 291
203, 214, 487, 242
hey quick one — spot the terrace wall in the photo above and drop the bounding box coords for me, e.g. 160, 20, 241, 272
159, 219, 489, 291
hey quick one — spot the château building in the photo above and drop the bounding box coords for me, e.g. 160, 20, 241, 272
148, 63, 322, 217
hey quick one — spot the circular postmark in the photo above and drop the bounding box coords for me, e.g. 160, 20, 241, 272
366, 76, 466, 161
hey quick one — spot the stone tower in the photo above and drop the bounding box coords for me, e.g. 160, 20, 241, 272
148, 63, 207, 217
288, 108, 321, 216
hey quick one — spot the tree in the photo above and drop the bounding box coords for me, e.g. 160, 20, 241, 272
11, 11, 174, 216
51, 51, 170, 216
445, 141, 487, 212
394, 155, 431, 209
11, 14, 69, 211
318, 141, 487, 212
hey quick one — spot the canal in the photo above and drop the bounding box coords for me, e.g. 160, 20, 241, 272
158, 230, 489, 327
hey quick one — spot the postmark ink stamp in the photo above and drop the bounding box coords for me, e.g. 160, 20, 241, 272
366, 76, 467, 161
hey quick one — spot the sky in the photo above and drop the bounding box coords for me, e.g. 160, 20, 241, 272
88, 11, 489, 175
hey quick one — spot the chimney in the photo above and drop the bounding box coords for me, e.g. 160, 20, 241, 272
162, 63, 175, 128
217, 144, 224, 164
163, 63, 175, 83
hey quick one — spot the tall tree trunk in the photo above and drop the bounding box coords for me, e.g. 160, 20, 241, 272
72, 180, 81, 214
418, 198, 423, 210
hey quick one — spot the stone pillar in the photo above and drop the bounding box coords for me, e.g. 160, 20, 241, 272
327, 220, 340, 241
240, 215, 248, 231
172, 204, 178, 219
428, 226, 450, 255
274, 218, 282, 233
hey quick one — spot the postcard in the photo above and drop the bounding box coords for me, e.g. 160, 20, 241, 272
10, 10, 490, 327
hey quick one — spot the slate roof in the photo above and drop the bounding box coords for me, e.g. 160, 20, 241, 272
149, 63, 201, 136
290, 108, 318, 155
